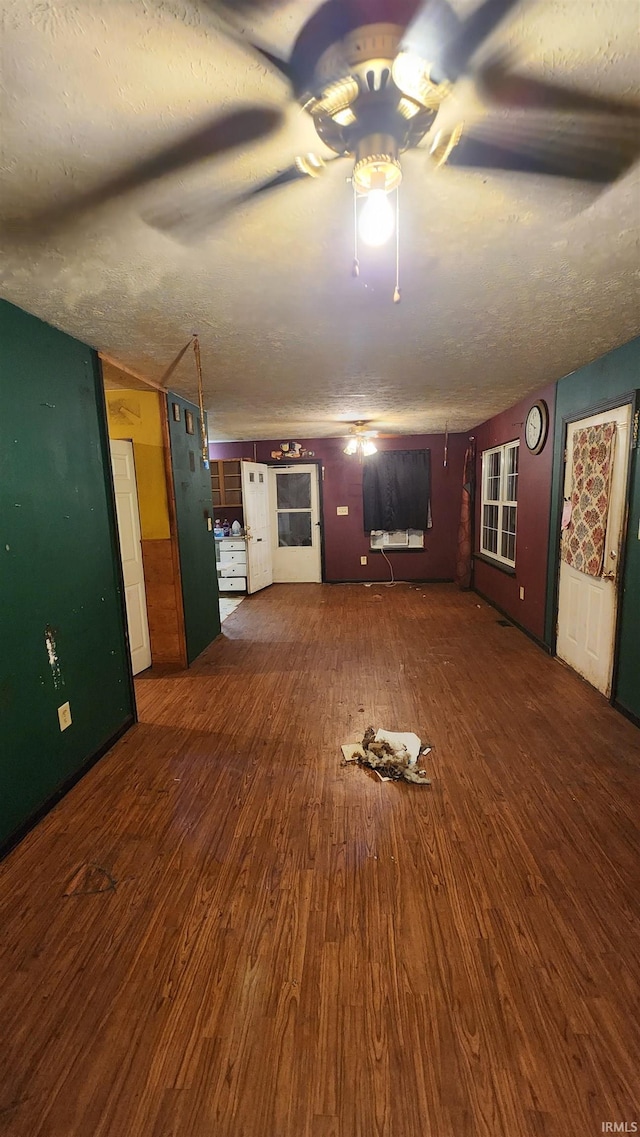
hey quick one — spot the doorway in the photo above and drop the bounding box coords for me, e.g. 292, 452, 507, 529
556, 402, 631, 695
110, 439, 152, 675
269, 464, 322, 583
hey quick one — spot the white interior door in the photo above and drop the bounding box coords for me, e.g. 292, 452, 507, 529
269, 464, 322, 583
241, 461, 273, 594
110, 439, 152, 675
557, 403, 631, 695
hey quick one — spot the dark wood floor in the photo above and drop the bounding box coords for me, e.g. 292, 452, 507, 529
1, 584, 639, 1137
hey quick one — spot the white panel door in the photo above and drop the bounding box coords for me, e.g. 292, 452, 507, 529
556, 403, 631, 695
241, 461, 273, 594
269, 464, 322, 583
110, 439, 152, 675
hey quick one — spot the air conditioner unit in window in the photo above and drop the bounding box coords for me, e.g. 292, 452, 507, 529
370, 529, 424, 550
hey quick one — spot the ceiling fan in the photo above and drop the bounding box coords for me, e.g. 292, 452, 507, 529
147, 0, 640, 245
343, 420, 382, 455
11, 0, 638, 247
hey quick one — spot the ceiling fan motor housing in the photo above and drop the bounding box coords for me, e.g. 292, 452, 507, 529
292, 8, 450, 190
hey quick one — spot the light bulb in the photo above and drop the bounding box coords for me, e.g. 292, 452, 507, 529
362, 440, 378, 456
344, 438, 358, 455
358, 190, 395, 247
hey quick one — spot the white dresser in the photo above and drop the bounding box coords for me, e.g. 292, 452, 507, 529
216, 537, 247, 593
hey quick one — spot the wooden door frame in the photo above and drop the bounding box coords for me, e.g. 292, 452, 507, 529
550, 389, 637, 707
264, 459, 326, 583
95, 357, 138, 716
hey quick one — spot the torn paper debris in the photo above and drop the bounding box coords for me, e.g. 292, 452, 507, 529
341, 726, 432, 785
375, 729, 421, 766
341, 743, 366, 763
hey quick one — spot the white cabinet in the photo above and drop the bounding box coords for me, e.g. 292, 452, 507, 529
216, 536, 247, 593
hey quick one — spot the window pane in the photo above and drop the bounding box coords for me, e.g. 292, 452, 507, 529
482, 504, 499, 554
278, 512, 312, 547
484, 451, 501, 502
505, 445, 519, 502
501, 505, 517, 562
276, 472, 311, 509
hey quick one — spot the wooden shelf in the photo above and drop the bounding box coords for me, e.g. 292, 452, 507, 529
210, 459, 244, 509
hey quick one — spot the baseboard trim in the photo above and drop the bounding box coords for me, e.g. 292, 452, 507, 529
0, 715, 135, 863
613, 701, 640, 730
473, 588, 552, 654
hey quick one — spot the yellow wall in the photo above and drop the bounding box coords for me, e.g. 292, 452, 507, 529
106, 388, 170, 540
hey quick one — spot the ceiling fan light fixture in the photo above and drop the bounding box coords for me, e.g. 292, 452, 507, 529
294, 152, 326, 178
429, 123, 464, 169
343, 436, 378, 457
358, 188, 395, 247
392, 51, 446, 111
352, 135, 402, 194
333, 107, 357, 126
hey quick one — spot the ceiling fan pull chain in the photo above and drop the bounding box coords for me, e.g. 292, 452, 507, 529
393, 186, 401, 304
352, 180, 360, 278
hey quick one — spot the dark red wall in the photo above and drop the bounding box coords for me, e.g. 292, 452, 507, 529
473, 383, 556, 641
210, 434, 467, 583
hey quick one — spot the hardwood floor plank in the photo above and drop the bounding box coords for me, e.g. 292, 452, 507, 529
0, 583, 638, 1137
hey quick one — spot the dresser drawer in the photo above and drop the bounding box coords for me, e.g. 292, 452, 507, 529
219, 562, 246, 577
219, 576, 246, 592
219, 539, 246, 552
220, 550, 247, 566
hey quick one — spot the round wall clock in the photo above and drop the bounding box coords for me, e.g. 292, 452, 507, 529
525, 400, 549, 454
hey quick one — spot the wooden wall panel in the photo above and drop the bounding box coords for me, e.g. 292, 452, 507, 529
141, 539, 187, 666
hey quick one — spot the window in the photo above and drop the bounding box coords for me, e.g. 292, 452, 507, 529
362, 450, 431, 532
275, 471, 313, 547
481, 441, 518, 567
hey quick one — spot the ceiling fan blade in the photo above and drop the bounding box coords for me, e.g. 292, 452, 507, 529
478, 55, 640, 118
439, 114, 640, 182
13, 107, 281, 236
201, 1, 297, 85
439, 0, 522, 81
400, 0, 461, 66
146, 157, 344, 242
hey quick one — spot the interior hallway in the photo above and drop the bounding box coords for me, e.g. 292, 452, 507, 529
0, 584, 638, 1137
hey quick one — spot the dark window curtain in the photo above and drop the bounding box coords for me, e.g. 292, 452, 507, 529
362, 449, 431, 532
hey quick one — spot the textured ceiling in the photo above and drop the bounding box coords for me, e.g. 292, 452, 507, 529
1, 0, 639, 439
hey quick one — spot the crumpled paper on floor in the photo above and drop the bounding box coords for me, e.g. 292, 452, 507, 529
341, 728, 431, 784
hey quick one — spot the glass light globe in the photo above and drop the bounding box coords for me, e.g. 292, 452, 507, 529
358, 190, 395, 247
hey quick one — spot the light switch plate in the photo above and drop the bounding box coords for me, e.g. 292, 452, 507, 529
58, 701, 72, 731
337, 506, 349, 516
207, 517, 213, 531
519, 586, 525, 600
360, 556, 367, 565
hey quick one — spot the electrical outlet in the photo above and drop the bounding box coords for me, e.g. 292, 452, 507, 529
361, 556, 367, 566
519, 586, 525, 600
337, 506, 349, 516
58, 701, 72, 731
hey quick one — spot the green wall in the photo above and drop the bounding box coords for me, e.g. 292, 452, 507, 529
545, 337, 640, 717
0, 301, 134, 851
616, 443, 640, 717
167, 393, 220, 663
